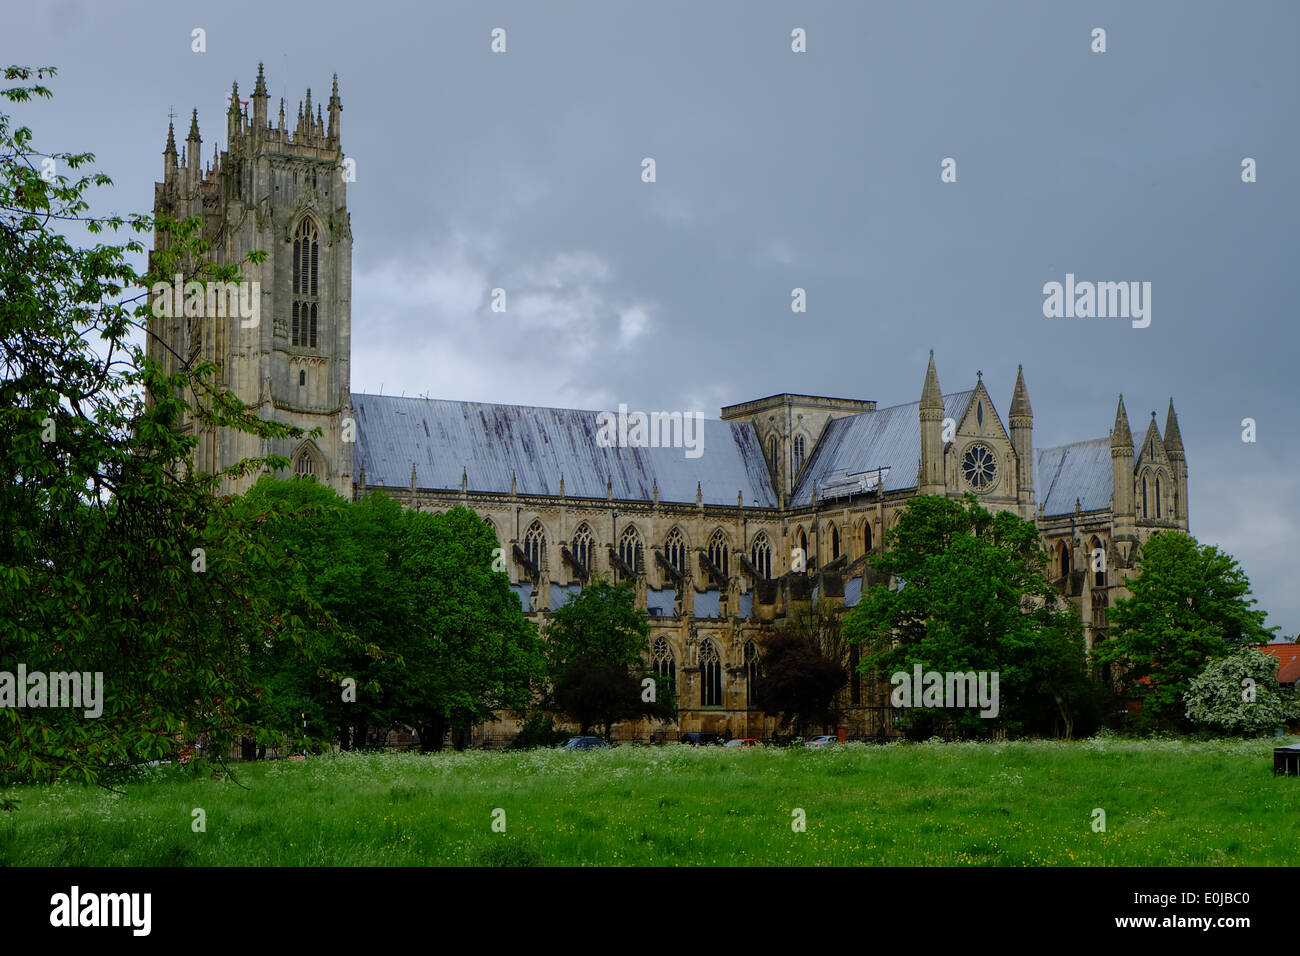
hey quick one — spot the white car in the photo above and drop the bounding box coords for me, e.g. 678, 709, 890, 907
804, 735, 838, 749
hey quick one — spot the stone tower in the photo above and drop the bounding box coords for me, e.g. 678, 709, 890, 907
148, 65, 354, 496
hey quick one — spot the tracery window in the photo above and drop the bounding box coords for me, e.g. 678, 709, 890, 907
793, 435, 806, 474
572, 524, 594, 571
664, 528, 686, 573
292, 218, 320, 348
707, 529, 729, 582
653, 637, 676, 699
618, 525, 641, 579
524, 520, 546, 571
750, 532, 772, 579
700, 639, 723, 707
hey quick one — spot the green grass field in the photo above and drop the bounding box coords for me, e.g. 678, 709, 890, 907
2, 736, 1297, 866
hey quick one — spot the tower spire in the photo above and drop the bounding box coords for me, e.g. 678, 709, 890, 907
921, 349, 943, 410
187, 107, 200, 143
1163, 398, 1185, 460
1111, 395, 1133, 450
1010, 363, 1032, 418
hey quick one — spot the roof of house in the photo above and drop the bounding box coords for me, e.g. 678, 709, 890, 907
1256, 642, 1300, 683
789, 390, 975, 506
1035, 437, 1112, 516
351, 393, 779, 507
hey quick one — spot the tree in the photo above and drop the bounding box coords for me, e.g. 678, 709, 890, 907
844, 494, 1104, 738
1184, 647, 1300, 736
1092, 532, 1274, 730
0, 66, 342, 801
752, 630, 847, 737
543, 579, 672, 739
389, 505, 546, 751
240, 477, 391, 753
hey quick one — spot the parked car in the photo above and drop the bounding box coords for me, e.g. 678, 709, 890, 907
681, 732, 725, 746
560, 736, 607, 751
723, 738, 761, 749
803, 735, 838, 749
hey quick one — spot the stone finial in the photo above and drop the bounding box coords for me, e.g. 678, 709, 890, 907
187, 107, 200, 142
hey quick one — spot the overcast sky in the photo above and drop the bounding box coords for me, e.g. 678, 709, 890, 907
11, 0, 1298, 633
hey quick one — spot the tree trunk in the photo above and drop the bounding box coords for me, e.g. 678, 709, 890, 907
419, 716, 448, 753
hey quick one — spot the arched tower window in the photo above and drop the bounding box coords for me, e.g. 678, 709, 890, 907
1058, 540, 1071, 578
664, 528, 686, 573
792, 435, 807, 474
618, 525, 641, 580
750, 532, 772, 580
699, 639, 723, 707
863, 520, 873, 554
653, 636, 676, 700
1141, 474, 1149, 519
292, 218, 320, 348
572, 524, 594, 571
1155, 475, 1162, 519
707, 529, 729, 582
524, 520, 546, 571
744, 640, 759, 707
830, 524, 840, 560
767, 435, 778, 471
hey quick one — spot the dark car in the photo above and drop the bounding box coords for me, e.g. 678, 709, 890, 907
680, 732, 725, 746
560, 736, 607, 751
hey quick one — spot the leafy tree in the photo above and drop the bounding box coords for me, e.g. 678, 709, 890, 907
240, 477, 391, 753
844, 494, 1103, 738
1184, 647, 1299, 736
390, 505, 546, 750
1092, 532, 1274, 730
543, 579, 672, 739
0, 66, 342, 801
752, 630, 847, 737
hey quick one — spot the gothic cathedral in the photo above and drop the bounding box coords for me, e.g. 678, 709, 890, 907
151, 68, 1190, 743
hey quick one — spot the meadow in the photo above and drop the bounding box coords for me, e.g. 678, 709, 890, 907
2, 736, 1297, 866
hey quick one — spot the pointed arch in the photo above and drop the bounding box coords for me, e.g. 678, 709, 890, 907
1141, 472, 1149, 519
862, 519, 873, 554
571, 523, 594, 571
792, 433, 808, 475
663, 526, 687, 573
828, 522, 840, 560
1057, 540, 1071, 578
744, 639, 760, 707
707, 528, 730, 581
750, 531, 772, 580
292, 215, 322, 348
291, 440, 324, 479
524, 519, 547, 571
1155, 473, 1162, 519
1090, 535, 1106, 588
653, 636, 676, 701
618, 524, 642, 579
699, 638, 723, 707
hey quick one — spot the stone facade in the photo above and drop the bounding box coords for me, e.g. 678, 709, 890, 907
153, 68, 1189, 746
